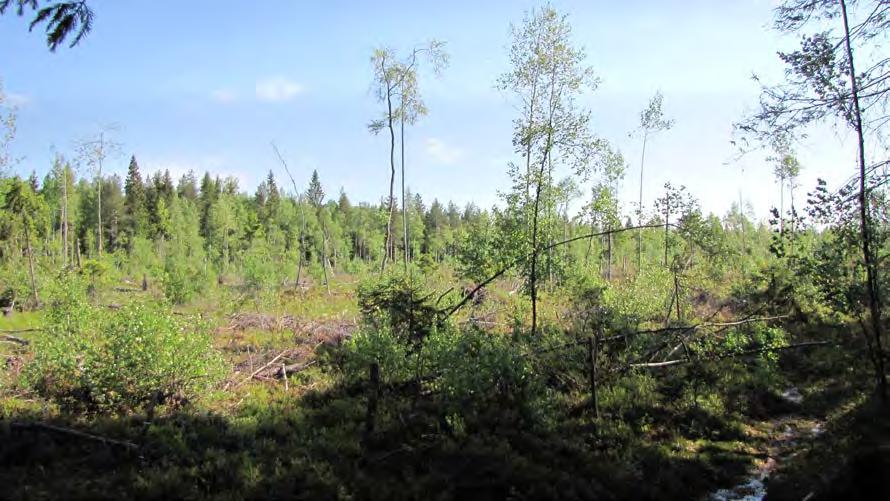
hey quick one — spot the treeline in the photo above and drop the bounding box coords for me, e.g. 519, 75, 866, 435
0, 149, 777, 306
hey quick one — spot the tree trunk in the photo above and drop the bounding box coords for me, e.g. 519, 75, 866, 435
321, 217, 332, 295
96, 135, 104, 258
400, 90, 409, 274
531, 141, 552, 337
62, 166, 69, 269
364, 362, 380, 443
637, 131, 648, 272
381, 85, 396, 273
24, 224, 38, 305
607, 230, 613, 281
588, 334, 599, 420
779, 175, 785, 235
840, 0, 886, 401
664, 199, 670, 267
296, 199, 306, 288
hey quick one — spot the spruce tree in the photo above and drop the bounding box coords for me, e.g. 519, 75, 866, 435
123, 155, 148, 240
306, 170, 324, 207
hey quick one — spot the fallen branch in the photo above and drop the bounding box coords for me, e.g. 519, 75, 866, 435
601, 314, 788, 343
265, 360, 317, 379
1, 334, 31, 345
237, 350, 290, 387
11, 422, 138, 450
628, 340, 833, 369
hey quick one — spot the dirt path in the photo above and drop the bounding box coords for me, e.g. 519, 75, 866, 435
710, 388, 824, 501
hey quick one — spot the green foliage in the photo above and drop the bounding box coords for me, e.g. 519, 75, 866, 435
357, 273, 441, 347
343, 325, 412, 382
428, 326, 543, 425
161, 253, 206, 305
25, 276, 224, 413
242, 238, 278, 293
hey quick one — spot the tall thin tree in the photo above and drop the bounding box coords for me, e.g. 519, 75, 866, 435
634, 92, 674, 272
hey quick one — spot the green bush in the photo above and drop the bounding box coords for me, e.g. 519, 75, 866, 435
161, 253, 208, 305
357, 273, 441, 347
25, 277, 224, 414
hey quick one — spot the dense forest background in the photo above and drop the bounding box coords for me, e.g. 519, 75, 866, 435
0, 1, 889, 500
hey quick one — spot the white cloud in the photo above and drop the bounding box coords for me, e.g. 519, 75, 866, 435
210, 89, 237, 103
424, 137, 464, 165
255, 77, 304, 102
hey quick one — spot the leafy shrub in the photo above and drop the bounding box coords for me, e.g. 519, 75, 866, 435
242, 239, 278, 292
25, 277, 224, 413
161, 253, 208, 305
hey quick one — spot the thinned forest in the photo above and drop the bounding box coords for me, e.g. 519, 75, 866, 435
0, 1, 888, 500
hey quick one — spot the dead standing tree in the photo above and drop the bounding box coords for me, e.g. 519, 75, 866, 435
271, 142, 309, 290
76, 126, 120, 258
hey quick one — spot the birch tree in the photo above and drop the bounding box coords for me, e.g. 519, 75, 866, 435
635, 92, 674, 271
369, 41, 447, 273
499, 5, 616, 336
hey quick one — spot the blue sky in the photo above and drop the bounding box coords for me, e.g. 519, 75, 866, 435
0, 0, 863, 220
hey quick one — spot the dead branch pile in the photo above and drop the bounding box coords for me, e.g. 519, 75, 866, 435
227, 313, 356, 346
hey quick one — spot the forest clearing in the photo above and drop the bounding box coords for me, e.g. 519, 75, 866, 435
1, 1, 889, 500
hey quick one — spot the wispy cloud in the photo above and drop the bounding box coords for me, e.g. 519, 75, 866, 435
424, 137, 464, 165
255, 77, 304, 102
210, 88, 237, 104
